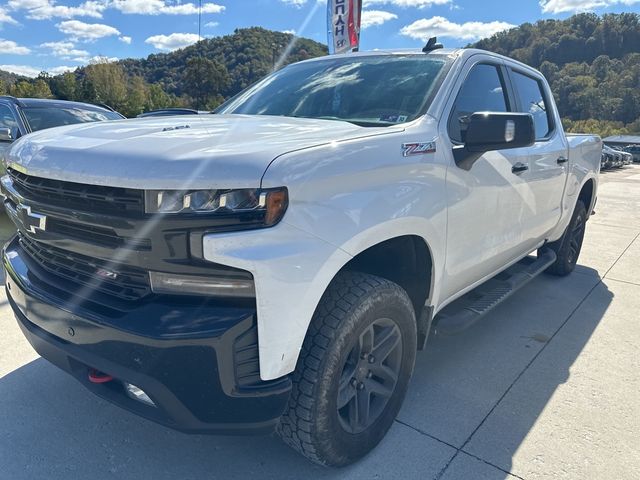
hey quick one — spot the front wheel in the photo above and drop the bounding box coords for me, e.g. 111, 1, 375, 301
540, 200, 587, 276
277, 272, 417, 466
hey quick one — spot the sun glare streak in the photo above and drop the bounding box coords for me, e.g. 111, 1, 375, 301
273, 1, 323, 73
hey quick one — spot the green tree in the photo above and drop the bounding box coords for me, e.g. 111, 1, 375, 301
184, 57, 230, 109
85, 59, 128, 110
31, 79, 54, 98
148, 83, 178, 110
53, 72, 78, 101
124, 75, 149, 117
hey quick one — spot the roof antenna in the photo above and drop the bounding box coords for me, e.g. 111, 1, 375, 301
422, 37, 443, 53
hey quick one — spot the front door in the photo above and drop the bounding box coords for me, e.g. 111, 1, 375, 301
440, 58, 535, 303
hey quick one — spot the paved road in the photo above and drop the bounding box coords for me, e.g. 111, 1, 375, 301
0, 167, 638, 479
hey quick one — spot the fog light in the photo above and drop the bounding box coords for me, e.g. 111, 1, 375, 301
124, 383, 155, 407
149, 271, 256, 298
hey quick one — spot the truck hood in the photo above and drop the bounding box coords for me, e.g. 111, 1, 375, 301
6, 114, 401, 190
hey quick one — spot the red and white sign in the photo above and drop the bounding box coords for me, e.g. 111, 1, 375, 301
327, 0, 362, 54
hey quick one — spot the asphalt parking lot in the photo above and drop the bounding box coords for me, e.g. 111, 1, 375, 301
0, 166, 639, 480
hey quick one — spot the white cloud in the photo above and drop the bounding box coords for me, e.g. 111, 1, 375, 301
112, 0, 224, 15
40, 40, 90, 58
279, 0, 308, 6
361, 10, 398, 29
400, 16, 515, 41
119, 35, 132, 44
282, 29, 297, 35
8, 0, 107, 20
0, 64, 75, 77
363, 0, 451, 7
204, 21, 219, 28
0, 10, 18, 25
57, 19, 121, 42
145, 32, 200, 51
0, 39, 31, 55
48, 65, 77, 75
540, 0, 640, 14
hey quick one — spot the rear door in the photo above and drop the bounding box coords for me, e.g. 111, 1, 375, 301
507, 67, 568, 240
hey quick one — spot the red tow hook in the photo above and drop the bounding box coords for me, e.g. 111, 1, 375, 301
88, 369, 114, 384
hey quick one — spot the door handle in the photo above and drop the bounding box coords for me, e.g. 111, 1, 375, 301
557, 156, 568, 164
512, 162, 529, 174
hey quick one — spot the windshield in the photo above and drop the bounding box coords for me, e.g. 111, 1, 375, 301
218, 55, 450, 127
23, 107, 123, 132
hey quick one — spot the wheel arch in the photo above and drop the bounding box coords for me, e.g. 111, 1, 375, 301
578, 177, 596, 216
338, 235, 434, 317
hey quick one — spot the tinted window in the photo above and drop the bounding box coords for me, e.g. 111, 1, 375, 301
511, 71, 552, 140
23, 107, 122, 132
219, 56, 449, 127
0, 104, 19, 141
449, 64, 509, 143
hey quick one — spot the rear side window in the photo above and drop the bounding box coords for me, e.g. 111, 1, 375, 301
448, 64, 509, 143
510, 71, 552, 140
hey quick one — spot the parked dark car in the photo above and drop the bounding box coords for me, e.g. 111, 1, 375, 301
0, 97, 124, 172
602, 145, 625, 169
137, 108, 206, 118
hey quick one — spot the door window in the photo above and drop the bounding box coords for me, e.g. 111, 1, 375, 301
0, 104, 19, 141
448, 64, 509, 143
511, 71, 552, 140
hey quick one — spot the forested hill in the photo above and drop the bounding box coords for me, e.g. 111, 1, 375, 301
118, 27, 328, 99
472, 13, 640, 135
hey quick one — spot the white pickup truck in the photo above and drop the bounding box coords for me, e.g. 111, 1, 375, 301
1, 47, 600, 466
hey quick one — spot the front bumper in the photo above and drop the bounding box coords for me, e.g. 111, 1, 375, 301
4, 236, 291, 434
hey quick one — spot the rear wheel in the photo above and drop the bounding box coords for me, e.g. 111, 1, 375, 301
277, 272, 417, 466
540, 200, 587, 276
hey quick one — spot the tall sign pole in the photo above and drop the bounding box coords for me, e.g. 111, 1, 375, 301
327, 0, 362, 55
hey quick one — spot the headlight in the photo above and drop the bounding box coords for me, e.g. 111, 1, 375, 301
144, 187, 288, 226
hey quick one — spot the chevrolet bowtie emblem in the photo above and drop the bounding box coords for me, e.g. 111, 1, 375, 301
17, 204, 47, 234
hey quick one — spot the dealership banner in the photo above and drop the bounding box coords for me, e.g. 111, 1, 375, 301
327, 0, 362, 54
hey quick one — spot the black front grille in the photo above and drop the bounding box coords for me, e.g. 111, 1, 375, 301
19, 235, 151, 302
8, 168, 144, 216
47, 217, 152, 251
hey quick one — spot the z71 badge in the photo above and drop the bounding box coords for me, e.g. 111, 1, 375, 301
401, 141, 437, 157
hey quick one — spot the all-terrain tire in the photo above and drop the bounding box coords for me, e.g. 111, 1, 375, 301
276, 272, 417, 466
540, 200, 587, 276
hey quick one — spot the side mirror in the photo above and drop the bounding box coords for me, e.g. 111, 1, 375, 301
0, 128, 14, 143
454, 112, 535, 170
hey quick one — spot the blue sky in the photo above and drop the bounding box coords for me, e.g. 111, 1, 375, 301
0, 0, 639, 77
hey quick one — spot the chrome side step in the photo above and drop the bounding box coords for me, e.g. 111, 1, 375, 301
433, 250, 557, 336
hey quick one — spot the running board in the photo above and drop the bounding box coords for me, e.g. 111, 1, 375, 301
433, 250, 557, 336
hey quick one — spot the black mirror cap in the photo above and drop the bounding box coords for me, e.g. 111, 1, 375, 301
454, 112, 535, 170
465, 112, 535, 152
